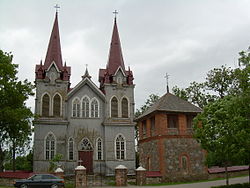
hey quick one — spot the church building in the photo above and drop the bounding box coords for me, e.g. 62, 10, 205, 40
136, 92, 208, 182
33, 12, 135, 175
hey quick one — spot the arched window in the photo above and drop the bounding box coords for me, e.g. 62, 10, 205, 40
68, 138, 74, 160
42, 93, 50, 117
82, 97, 90, 118
80, 138, 93, 151
121, 97, 129, 118
72, 98, 80, 117
91, 99, 99, 118
53, 94, 61, 117
115, 134, 125, 160
181, 156, 188, 170
96, 138, 103, 160
111, 97, 118, 118
45, 133, 56, 160
179, 154, 189, 172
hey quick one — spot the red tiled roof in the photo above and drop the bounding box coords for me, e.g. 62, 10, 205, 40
146, 171, 162, 177
208, 165, 249, 174
0, 171, 34, 179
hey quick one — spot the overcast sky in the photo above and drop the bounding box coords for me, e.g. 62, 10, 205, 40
1, 0, 250, 111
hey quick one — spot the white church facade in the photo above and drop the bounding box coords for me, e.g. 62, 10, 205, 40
33, 12, 135, 175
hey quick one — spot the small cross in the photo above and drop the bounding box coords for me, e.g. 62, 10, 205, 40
54, 4, 60, 13
113, 10, 118, 18
165, 73, 170, 93
78, 159, 83, 166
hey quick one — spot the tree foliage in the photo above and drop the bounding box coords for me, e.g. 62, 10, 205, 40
135, 94, 160, 118
192, 48, 250, 185
0, 50, 34, 172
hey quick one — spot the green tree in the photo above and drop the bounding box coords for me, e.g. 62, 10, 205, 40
172, 81, 215, 108
0, 50, 34, 172
193, 48, 250, 185
135, 94, 160, 118
193, 96, 247, 185
205, 65, 235, 98
49, 153, 63, 172
4, 150, 33, 171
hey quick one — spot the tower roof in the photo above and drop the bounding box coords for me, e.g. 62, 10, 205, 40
136, 93, 202, 120
106, 18, 125, 74
44, 12, 63, 71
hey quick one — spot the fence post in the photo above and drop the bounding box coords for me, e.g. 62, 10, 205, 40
75, 165, 87, 188
54, 167, 64, 179
115, 165, 127, 186
135, 166, 146, 185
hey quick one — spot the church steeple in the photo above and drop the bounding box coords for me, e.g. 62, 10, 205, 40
106, 17, 125, 75
44, 12, 63, 71
98, 15, 134, 90
35, 11, 71, 82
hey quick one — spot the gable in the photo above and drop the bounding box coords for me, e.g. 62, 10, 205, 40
67, 78, 105, 101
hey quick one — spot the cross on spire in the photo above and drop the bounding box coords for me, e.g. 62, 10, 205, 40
78, 159, 83, 166
113, 10, 118, 18
165, 73, 170, 93
54, 4, 60, 13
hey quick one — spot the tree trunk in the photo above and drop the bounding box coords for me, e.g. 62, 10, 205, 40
0, 146, 4, 172
12, 141, 16, 172
225, 164, 229, 186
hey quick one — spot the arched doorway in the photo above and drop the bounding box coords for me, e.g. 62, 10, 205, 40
78, 138, 93, 174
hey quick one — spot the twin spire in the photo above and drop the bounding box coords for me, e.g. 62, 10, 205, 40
36, 11, 133, 88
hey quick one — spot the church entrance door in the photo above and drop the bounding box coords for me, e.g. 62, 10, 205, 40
78, 138, 93, 174
78, 151, 93, 174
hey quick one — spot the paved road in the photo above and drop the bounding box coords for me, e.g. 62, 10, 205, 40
99, 176, 249, 188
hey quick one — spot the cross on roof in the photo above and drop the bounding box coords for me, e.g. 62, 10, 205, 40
113, 10, 118, 18
165, 73, 170, 93
54, 4, 60, 13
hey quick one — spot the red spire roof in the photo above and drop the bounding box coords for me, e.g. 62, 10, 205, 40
98, 17, 134, 90
44, 12, 63, 71
35, 12, 71, 82
107, 18, 125, 74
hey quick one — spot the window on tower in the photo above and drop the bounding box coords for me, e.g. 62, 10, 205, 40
53, 94, 61, 117
111, 97, 118, 118
115, 134, 125, 160
72, 98, 80, 117
42, 93, 50, 117
167, 114, 178, 128
45, 133, 56, 160
68, 138, 74, 160
121, 97, 129, 118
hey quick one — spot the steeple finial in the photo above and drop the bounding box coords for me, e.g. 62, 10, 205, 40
165, 73, 170, 93
82, 64, 91, 79
54, 4, 60, 13
113, 10, 118, 19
